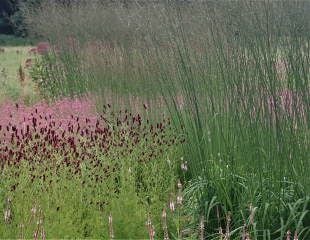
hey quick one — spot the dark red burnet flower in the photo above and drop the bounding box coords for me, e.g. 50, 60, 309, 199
0, 98, 181, 187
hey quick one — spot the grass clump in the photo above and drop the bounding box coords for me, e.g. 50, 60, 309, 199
159, 1, 310, 238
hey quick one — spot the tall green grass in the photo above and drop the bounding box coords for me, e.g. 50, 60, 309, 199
158, 1, 310, 238
23, 0, 310, 238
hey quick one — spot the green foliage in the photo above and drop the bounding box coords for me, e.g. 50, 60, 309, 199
30, 53, 63, 99
0, 0, 43, 37
108, 182, 148, 239
0, 133, 180, 238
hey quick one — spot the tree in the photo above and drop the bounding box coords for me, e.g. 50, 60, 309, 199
0, 0, 18, 34
0, 0, 42, 36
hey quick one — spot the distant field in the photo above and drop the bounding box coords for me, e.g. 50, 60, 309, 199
0, 46, 38, 104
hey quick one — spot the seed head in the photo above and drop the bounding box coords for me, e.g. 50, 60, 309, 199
286, 230, 291, 240
181, 161, 188, 172
169, 199, 175, 212
4, 208, 12, 223
177, 180, 182, 189
177, 194, 183, 206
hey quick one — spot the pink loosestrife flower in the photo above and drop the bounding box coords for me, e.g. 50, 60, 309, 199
0, 97, 98, 141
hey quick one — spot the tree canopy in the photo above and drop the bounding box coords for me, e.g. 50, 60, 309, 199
0, 0, 46, 36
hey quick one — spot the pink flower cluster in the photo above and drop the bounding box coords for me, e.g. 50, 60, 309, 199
0, 97, 98, 140
28, 42, 50, 55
